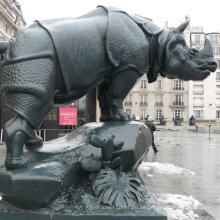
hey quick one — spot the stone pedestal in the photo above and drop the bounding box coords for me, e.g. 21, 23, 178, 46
0, 121, 167, 219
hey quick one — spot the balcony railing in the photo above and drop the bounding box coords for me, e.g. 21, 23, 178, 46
173, 102, 184, 106
210, 40, 220, 45
140, 102, 147, 106
155, 102, 163, 106
216, 104, 220, 108
124, 102, 132, 105
173, 87, 184, 91
191, 40, 205, 45
216, 77, 220, 81
193, 90, 204, 94
193, 103, 204, 107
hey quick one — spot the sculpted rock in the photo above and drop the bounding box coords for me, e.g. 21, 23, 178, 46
0, 6, 217, 169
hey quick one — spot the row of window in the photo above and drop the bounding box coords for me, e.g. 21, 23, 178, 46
194, 110, 220, 119
193, 98, 220, 107
125, 94, 184, 105
126, 109, 220, 120
125, 109, 183, 120
193, 34, 220, 45
140, 79, 184, 90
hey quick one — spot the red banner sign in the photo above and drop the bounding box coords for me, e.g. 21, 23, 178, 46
59, 107, 77, 125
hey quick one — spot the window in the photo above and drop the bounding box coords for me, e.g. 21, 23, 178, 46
156, 80, 162, 89
140, 80, 147, 88
216, 98, 220, 107
217, 72, 220, 81
213, 47, 215, 54
174, 95, 183, 105
193, 85, 204, 93
174, 80, 184, 90
196, 47, 201, 50
216, 111, 220, 118
155, 94, 163, 105
156, 109, 162, 120
140, 94, 147, 105
216, 85, 220, 94
193, 110, 203, 118
141, 109, 147, 120
217, 60, 220, 69
210, 35, 219, 44
195, 35, 200, 44
217, 47, 220, 55
193, 97, 204, 106
124, 94, 132, 105
126, 109, 131, 115
174, 110, 182, 118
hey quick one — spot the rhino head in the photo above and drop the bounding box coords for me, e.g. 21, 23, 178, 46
161, 20, 217, 81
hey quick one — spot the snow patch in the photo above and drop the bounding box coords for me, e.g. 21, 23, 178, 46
157, 194, 202, 220
147, 174, 154, 178
0, 196, 2, 201
139, 162, 196, 175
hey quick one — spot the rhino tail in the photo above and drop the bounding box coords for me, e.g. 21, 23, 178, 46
0, 41, 9, 55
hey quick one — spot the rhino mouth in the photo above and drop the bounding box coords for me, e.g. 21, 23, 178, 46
196, 62, 217, 73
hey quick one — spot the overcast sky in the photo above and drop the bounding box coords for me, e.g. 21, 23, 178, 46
18, 0, 220, 33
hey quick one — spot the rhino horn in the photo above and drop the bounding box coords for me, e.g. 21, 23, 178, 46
0, 41, 9, 54
199, 38, 214, 57
172, 19, 189, 34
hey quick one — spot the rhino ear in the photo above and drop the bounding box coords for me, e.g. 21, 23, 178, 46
173, 19, 190, 34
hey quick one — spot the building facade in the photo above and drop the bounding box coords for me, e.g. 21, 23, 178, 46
124, 74, 189, 125
0, 0, 26, 39
186, 27, 220, 122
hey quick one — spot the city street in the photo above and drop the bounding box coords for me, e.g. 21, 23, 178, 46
0, 129, 220, 219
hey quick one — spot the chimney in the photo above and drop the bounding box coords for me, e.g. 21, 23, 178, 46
185, 15, 190, 30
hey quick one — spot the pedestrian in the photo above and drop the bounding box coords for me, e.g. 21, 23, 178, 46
195, 122, 199, 133
145, 117, 159, 153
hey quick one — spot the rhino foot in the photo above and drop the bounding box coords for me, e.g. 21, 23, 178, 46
25, 130, 43, 149
111, 108, 131, 121
5, 156, 28, 169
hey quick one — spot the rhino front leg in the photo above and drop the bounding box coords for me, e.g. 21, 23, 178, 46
4, 115, 33, 169
108, 70, 138, 121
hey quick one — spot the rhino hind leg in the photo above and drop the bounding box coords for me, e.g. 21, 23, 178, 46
108, 70, 138, 121
25, 130, 43, 149
98, 80, 111, 122
4, 115, 33, 169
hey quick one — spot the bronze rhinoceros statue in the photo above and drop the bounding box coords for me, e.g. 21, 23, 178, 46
0, 6, 217, 169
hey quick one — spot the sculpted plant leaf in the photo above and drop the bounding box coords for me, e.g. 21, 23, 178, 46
91, 169, 150, 208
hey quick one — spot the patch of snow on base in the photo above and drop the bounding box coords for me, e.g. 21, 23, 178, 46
139, 162, 196, 175
157, 194, 202, 220
0, 196, 2, 200
147, 174, 154, 178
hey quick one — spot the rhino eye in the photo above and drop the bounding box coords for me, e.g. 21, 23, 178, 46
189, 48, 198, 58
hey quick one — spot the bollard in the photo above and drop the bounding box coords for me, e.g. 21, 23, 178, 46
0, 129, 3, 144
176, 130, 180, 146
44, 129, 46, 142
167, 129, 170, 143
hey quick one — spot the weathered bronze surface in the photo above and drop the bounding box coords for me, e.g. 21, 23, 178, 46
0, 6, 217, 169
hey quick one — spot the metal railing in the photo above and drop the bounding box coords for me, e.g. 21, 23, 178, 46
140, 102, 147, 106
173, 87, 184, 91
155, 128, 180, 146
155, 102, 163, 106
173, 102, 184, 106
124, 102, 132, 105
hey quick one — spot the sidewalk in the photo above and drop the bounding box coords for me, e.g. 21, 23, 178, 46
138, 130, 220, 219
